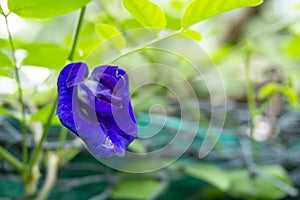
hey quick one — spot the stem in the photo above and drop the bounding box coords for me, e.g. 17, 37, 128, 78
3, 8, 28, 165
244, 42, 257, 174
0, 146, 23, 173
25, 6, 86, 181
108, 29, 183, 64
68, 6, 86, 61
25, 98, 57, 181
256, 168, 298, 197
245, 45, 257, 129
36, 152, 59, 200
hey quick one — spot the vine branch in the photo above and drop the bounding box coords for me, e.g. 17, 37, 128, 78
2, 6, 28, 166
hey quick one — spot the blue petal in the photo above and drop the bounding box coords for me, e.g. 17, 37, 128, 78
57, 62, 89, 135
57, 62, 138, 157
91, 65, 119, 80
66, 62, 89, 88
79, 84, 122, 114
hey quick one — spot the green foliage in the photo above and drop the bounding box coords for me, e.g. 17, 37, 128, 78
95, 23, 126, 50
181, 0, 263, 28
30, 103, 60, 125
286, 37, 300, 58
184, 164, 292, 199
0, 5, 4, 15
0, 107, 8, 115
0, 51, 13, 68
258, 83, 299, 108
128, 139, 147, 153
123, 0, 167, 28
0, 38, 9, 48
112, 178, 160, 199
182, 29, 202, 41
184, 163, 231, 191
1, 1, 299, 199
228, 165, 291, 199
165, 14, 181, 30
21, 44, 68, 69
72, 21, 105, 59
8, 0, 91, 19
0, 51, 13, 77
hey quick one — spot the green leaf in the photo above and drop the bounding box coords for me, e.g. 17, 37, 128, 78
171, 0, 184, 9
0, 51, 13, 77
30, 103, 60, 125
21, 44, 68, 69
286, 37, 300, 58
258, 83, 280, 100
282, 87, 299, 108
95, 23, 126, 50
112, 178, 159, 199
128, 139, 147, 153
182, 0, 263, 28
0, 38, 10, 48
75, 22, 103, 59
182, 29, 202, 41
228, 165, 291, 199
123, 0, 166, 28
0, 51, 13, 68
184, 163, 231, 191
258, 83, 299, 108
0, 5, 4, 15
166, 14, 181, 30
8, 0, 91, 19
0, 107, 8, 115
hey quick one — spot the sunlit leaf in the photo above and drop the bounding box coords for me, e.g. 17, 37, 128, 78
0, 107, 8, 115
112, 178, 159, 199
258, 83, 280, 100
123, 0, 166, 28
0, 51, 13, 68
181, 0, 263, 28
70, 22, 103, 59
122, 19, 144, 30
182, 29, 202, 41
184, 163, 231, 191
95, 23, 126, 50
258, 83, 299, 108
0, 5, 4, 15
8, 0, 91, 19
282, 87, 299, 108
0, 51, 13, 77
0, 39, 9, 48
30, 103, 60, 125
171, 0, 184, 9
286, 37, 300, 58
21, 44, 68, 69
166, 15, 181, 30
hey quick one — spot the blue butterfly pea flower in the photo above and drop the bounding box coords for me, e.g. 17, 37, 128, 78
56, 62, 138, 157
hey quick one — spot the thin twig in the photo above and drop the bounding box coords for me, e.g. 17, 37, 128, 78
0, 145, 23, 173
68, 7, 86, 61
25, 5, 86, 181
25, 97, 57, 181
36, 152, 59, 200
108, 30, 183, 64
3, 6, 28, 166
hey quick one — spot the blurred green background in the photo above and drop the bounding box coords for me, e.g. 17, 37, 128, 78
1, 0, 300, 199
